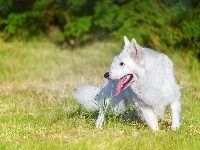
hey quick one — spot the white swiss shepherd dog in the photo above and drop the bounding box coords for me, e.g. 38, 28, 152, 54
75, 36, 181, 131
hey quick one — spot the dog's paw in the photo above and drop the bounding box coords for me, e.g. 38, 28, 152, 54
95, 120, 103, 129
148, 125, 159, 132
95, 116, 104, 129
171, 122, 181, 131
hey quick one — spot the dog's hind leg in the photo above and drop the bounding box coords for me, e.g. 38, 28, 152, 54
170, 99, 181, 130
140, 106, 159, 131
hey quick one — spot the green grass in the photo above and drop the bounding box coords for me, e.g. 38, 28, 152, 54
0, 38, 200, 150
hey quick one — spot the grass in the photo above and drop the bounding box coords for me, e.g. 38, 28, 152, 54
0, 38, 200, 150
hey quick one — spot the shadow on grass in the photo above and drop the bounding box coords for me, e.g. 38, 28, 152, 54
67, 106, 99, 120
67, 105, 173, 130
68, 106, 144, 126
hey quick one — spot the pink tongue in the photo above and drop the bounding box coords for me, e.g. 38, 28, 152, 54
114, 75, 131, 97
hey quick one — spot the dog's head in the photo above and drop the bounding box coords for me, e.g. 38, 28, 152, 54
104, 36, 145, 96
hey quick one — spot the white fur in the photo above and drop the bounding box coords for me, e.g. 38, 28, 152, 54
74, 36, 181, 131
75, 85, 100, 110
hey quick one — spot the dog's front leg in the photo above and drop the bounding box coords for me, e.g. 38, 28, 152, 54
140, 106, 159, 131
95, 107, 105, 129
95, 98, 111, 129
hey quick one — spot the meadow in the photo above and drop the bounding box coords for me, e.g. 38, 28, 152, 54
0, 38, 200, 150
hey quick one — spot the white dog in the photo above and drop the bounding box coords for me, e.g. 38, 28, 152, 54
75, 36, 181, 131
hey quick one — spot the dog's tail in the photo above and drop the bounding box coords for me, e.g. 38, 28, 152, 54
74, 85, 100, 110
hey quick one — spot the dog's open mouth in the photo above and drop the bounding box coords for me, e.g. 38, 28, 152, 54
114, 74, 133, 97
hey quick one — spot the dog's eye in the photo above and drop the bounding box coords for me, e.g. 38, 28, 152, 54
120, 62, 125, 66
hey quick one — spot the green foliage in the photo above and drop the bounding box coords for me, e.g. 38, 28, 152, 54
64, 16, 92, 39
94, 0, 121, 31
0, 0, 199, 51
159, 0, 200, 51
4, 12, 28, 34
67, 0, 87, 8
0, 0, 12, 5
32, 0, 50, 10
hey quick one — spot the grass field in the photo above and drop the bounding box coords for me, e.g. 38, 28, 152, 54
0, 38, 200, 150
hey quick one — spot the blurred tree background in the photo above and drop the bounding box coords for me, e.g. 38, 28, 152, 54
0, 0, 199, 53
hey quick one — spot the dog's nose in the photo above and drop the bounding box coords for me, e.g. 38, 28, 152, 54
104, 72, 109, 79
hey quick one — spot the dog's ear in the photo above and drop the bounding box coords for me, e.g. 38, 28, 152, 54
124, 36, 130, 48
130, 38, 142, 61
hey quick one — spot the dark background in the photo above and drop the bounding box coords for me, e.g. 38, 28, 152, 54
0, 0, 199, 55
